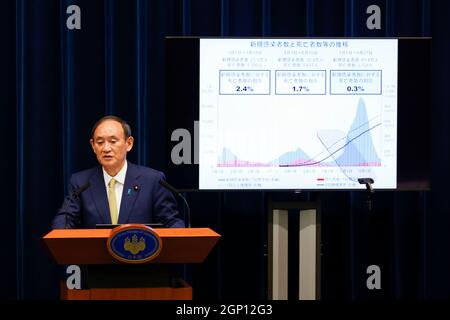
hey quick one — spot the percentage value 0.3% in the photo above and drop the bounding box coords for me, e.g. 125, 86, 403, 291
347, 85, 365, 92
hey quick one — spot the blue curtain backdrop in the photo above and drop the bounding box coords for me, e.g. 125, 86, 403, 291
0, 0, 449, 299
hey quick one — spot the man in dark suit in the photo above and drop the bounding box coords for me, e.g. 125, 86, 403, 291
52, 115, 185, 229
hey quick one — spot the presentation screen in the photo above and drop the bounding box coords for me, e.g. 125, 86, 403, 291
199, 38, 398, 190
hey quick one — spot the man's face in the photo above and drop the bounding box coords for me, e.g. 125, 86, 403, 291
90, 120, 134, 175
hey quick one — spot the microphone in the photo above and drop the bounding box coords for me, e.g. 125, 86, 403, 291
64, 182, 91, 229
159, 180, 191, 228
73, 182, 90, 197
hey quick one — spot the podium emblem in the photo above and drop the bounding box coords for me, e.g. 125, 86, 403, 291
107, 224, 162, 264
124, 234, 146, 255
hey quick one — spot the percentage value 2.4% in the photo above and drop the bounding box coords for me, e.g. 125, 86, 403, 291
235, 85, 254, 92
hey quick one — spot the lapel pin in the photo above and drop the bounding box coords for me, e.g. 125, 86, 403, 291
133, 185, 140, 191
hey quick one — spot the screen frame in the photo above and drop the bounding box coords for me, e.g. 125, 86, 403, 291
165, 37, 431, 192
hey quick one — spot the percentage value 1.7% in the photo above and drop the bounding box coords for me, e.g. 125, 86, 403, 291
292, 86, 310, 92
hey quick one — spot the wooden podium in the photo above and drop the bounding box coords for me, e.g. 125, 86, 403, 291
43, 227, 220, 300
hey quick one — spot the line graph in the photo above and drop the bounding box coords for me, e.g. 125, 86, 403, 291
218, 98, 381, 170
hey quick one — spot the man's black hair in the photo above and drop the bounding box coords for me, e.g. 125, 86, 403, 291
90, 115, 132, 139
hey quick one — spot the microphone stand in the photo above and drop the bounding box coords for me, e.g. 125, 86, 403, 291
358, 178, 374, 214
159, 180, 191, 228
178, 192, 191, 228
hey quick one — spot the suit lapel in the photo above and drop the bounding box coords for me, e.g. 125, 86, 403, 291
118, 162, 141, 224
90, 166, 111, 224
